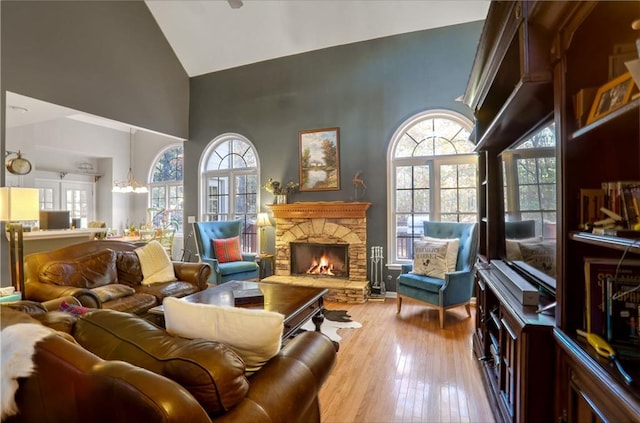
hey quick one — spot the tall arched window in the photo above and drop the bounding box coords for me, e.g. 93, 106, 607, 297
200, 134, 259, 253
387, 110, 478, 263
149, 144, 184, 232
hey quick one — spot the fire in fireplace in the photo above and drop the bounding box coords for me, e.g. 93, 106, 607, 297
290, 242, 348, 278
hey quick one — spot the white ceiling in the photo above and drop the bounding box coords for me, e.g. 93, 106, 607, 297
145, 0, 490, 77
6, 1, 489, 133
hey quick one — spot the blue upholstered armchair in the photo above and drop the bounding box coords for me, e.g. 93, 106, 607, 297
192, 220, 259, 285
397, 221, 479, 328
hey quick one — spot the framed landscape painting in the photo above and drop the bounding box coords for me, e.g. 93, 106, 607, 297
299, 127, 340, 191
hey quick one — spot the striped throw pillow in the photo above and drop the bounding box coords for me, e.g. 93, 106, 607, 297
212, 236, 243, 263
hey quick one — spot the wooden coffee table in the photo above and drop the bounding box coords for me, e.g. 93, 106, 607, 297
148, 280, 328, 341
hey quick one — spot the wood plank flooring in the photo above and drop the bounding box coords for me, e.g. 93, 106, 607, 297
318, 297, 495, 423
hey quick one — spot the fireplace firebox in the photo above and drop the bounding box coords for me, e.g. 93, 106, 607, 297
290, 242, 349, 278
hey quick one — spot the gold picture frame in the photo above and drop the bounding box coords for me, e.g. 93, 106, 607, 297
298, 127, 340, 191
586, 71, 635, 125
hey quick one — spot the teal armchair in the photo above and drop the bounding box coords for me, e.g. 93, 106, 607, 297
397, 221, 478, 328
192, 220, 259, 285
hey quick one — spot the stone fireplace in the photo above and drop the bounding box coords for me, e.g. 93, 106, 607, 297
262, 201, 371, 303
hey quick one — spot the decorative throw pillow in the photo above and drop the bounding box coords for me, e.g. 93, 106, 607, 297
59, 301, 92, 317
91, 284, 135, 303
519, 242, 556, 277
411, 239, 449, 279
421, 236, 459, 272
505, 237, 542, 261
134, 240, 177, 285
163, 297, 284, 375
212, 236, 243, 263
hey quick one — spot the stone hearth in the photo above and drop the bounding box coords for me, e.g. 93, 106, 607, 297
262, 201, 371, 303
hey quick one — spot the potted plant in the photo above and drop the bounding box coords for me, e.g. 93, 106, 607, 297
263, 178, 299, 204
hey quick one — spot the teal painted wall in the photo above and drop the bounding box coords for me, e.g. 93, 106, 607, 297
187, 22, 483, 287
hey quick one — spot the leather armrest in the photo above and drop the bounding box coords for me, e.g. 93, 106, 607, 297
26, 280, 102, 308
216, 331, 336, 422
88, 360, 213, 422
172, 261, 212, 290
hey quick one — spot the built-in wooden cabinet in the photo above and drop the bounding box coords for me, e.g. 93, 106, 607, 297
466, 1, 640, 421
474, 262, 555, 423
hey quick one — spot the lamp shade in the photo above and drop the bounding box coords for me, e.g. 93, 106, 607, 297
256, 213, 272, 227
0, 187, 40, 222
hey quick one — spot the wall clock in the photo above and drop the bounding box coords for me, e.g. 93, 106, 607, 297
6, 151, 32, 175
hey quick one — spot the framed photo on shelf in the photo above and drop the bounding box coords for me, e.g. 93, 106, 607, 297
298, 127, 340, 191
586, 71, 635, 125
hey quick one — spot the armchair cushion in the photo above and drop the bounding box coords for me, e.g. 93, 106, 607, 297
164, 297, 284, 375
398, 271, 444, 293
134, 241, 177, 285
212, 236, 243, 263
38, 249, 117, 289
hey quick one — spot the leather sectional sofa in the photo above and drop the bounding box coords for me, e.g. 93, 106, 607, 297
23, 240, 211, 315
1, 301, 337, 423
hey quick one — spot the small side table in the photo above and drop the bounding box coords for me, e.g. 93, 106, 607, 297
258, 254, 275, 279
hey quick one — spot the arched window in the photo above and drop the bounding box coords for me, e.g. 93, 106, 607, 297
387, 110, 478, 263
200, 134, 259, 253
149, 144, 184, 232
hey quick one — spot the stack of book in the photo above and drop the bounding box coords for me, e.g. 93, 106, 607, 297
584, 257, 640, 357
601, 180, 640, 229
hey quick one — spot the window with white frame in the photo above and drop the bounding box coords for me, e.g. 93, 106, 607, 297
388, 110, 478, 263
201, 134, 259, 253
149, 145, 184, 233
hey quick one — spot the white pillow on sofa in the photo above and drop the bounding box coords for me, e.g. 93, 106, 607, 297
163, 297, 284, 374
134, 240, 177, 285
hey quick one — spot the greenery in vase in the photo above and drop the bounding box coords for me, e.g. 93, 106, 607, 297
262, 178, 299, 195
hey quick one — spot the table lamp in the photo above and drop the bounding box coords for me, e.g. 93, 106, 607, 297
256, 213, 272, 254
0, 187, 40, 300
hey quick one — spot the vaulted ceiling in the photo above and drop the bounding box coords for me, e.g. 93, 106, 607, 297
145, 0, 490, 77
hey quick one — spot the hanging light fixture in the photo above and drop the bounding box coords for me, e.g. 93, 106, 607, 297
113, 128, 148, 194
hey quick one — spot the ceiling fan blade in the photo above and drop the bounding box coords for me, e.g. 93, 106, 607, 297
227, 0, 243, 9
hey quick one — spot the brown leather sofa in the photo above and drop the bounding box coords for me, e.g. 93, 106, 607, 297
1, 302, 336, 423
23, 240, 211, 315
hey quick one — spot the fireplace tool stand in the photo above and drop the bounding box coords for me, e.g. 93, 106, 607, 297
369, 246, 385, 301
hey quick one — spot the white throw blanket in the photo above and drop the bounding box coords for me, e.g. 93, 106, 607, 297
1, 323, 53, 421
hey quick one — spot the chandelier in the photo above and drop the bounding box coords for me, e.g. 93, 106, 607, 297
112, 129, 148, 194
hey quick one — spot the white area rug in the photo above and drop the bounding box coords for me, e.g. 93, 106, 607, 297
301, 317, 362, 342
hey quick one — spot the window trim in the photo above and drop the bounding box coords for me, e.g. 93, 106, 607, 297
386, 109, 477, 265
148, 143, 184, 233
198, 133, 261, 253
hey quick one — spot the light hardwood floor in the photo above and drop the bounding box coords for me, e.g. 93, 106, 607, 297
318, 297, 495, 423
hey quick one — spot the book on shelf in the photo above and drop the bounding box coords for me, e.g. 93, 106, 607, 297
601, 180, 640, 225
584, 257, 640, 356
621, 183, 640, 229
604, 274, 640, 357
579, 188, 605, 227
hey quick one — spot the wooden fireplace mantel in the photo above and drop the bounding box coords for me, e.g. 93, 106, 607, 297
268, 201, 371, 219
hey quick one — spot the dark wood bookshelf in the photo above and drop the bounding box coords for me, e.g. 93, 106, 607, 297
465, 1, 640, 421
570, 231, 640, 254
